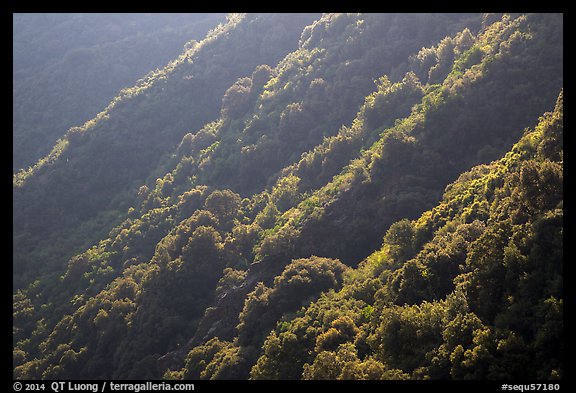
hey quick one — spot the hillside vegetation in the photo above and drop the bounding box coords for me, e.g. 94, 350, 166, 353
13, 13, 562, 380
13, 13, 226, 170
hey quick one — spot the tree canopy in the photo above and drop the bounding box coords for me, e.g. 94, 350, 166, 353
13, 13, 562, 381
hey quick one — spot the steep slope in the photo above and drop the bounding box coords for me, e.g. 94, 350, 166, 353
13, 13, 320, 289
13, 13, 226, 170
13, 12, 485, 380
13, 13, 562, 381
167, 13, 562, 379
247, 91, 563, 380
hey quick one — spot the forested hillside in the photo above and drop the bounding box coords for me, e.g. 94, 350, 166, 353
13, 13, 321, 288
13, 13, 563, 381
13, 13, 226, 170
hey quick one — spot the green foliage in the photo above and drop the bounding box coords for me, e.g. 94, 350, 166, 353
13, 14, 227, 171
237, 256, 348, 346
245, 88, 563, 380
13, 13, 562, 381
13, 13, 320, 291
181, 338, 247, 380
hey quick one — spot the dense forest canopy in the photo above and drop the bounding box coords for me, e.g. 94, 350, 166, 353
13, 13, 227, 170
13, 13, 562, 381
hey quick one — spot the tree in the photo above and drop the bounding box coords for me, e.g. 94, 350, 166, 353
204, 189, 242, 225
382, 219, 415, 267
220, 77, 253, 120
